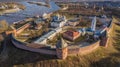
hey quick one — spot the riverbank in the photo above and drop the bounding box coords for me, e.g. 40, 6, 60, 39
0, 8, 21, 15
0, 2, 25, 15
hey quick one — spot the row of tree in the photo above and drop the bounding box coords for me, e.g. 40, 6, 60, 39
0, 2, 26, 10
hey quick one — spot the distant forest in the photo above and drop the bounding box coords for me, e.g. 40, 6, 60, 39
0, 0, 120, 2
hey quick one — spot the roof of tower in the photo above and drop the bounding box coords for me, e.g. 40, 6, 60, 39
56, 37, 68, 49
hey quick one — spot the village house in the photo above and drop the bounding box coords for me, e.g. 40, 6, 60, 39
63, 30, 80, 41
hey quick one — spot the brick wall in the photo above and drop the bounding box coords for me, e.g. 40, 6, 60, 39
11, 35, 56, 55
5, 31, 14, 35
68, 48, 80, 55
16, 23, 30, 34
11, 20, 114, 57
68, 41, 100, 55
79, 41, 100, 55
12, 33, 100, 57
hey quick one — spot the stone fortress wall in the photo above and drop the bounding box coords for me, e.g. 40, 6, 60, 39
6, 23, 30, 36
11, 34, 100, 58
11, 17, 114, 59
11, 35, 56, 55
68, 41, 100, 55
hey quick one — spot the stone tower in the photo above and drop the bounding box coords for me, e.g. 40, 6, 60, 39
10, 26, 17, 36
56, 38, 68, 59
13, 29, 17, 37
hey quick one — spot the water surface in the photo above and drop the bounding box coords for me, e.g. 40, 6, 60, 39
0, 0, 60, 24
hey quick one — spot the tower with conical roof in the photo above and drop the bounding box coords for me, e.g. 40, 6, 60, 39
56, 37, 68, 59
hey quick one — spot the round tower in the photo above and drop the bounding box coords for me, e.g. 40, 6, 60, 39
13, 29, 17, 37
56, 38, 68, 59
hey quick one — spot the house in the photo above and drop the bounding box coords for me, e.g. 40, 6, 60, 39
35, 17, 45, 24
0, 5, 5, 9
50, 15, 67, 27
13, 5, 18, 9
42, 13, 52, 19
66, 19, 79, 26
35, 23, 42, 30
30, 18, 45, 30
63, 30, 80, 41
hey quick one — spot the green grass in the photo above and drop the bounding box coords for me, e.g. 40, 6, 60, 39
74, 36, 86, 43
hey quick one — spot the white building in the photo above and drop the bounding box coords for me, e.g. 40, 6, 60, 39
50, 15, 67, 27
34, 28, 62, 44
42, 13, 52, 19
66, 19, 79, 26
0, 5, 5, 9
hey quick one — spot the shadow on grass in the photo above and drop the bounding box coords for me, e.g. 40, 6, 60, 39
113, 29, 120, 51
90, 24, 120, 67
0, 38, 57, 67
115, 30, 120, 33
90, 53, 120, 67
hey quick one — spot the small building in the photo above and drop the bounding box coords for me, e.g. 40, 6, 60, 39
56, 37, 68, 59
50, 15, 67, 27
42, 13, 52, 19
34, 28, 62, 44
13, 5, 18, 9
78, 28, 86, 36
35, 23, 42, 30
66, 19, 79, 26
0, 5, 5, 9
20, 33, 30, 37
35, 18, 45, 24
30, 18, 44, 30
34, 18, 45, 29
63, 30, 80, 41
34, 30, 56, 44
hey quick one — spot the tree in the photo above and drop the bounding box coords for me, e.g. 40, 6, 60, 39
0, 20, 8, 33
0, 34, 4, 41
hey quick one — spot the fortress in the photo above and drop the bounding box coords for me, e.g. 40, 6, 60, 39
9, 15, 113, 60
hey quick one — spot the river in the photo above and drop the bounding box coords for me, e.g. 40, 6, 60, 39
0, 0, 60, 24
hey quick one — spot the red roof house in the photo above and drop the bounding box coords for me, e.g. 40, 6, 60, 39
63, 30, 80, 41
